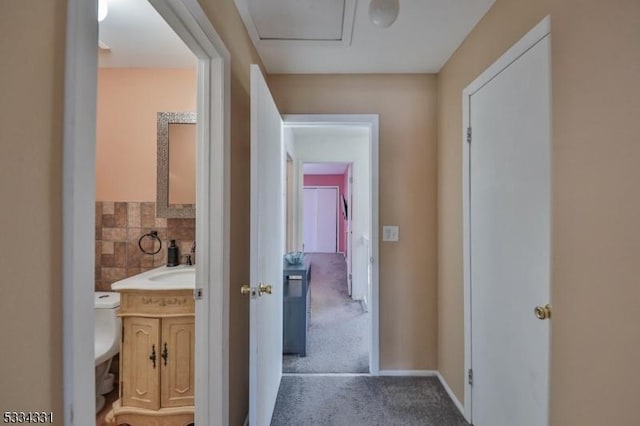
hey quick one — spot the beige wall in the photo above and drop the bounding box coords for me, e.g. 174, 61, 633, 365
439, 1, 640, 424
0, 0, 261, 423
0, 0, 66, 415
436, 0, 551, 401
549, 1, 640, 424
268, 74, 439, 370
97, 68, 196, 202
196, 1, 264, 424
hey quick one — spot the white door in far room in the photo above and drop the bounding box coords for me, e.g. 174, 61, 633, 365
248, 64, 284, 426
303, 187, 338, 253
467, 26, 551, 426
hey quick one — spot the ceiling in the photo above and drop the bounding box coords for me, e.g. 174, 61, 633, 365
303, 163, 350, 175
235, 0, 496, 73
97, 0, 495, 73
98, 0, 195, 68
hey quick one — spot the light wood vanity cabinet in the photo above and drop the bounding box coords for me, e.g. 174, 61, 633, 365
106, 290, 195, 426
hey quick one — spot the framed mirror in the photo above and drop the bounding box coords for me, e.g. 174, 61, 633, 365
157, 111, 196, 218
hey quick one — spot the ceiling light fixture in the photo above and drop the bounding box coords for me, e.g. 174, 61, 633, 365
98, 0, 108, 22
369, 0, 399, 28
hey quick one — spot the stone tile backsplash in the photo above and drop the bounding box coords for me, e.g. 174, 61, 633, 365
95, 201, 195, 291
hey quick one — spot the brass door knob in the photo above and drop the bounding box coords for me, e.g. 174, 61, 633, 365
241, 285, 253, 296
258, 283, 273, 295
534, 304, 552, 320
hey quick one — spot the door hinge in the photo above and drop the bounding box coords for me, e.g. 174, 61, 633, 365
349, 273, 352, 281
466, 127, 472, 144
468, 368, 474, 386
194, 288, 203, 300
370, 256, 375, 263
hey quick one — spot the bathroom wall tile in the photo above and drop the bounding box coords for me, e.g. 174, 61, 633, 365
127, 202, 141, 228
95, 202, 103, 230
167, 218, 196, 229
103, 201, 114, 215
141, 256, 155, 268
102, 267, 126, 283
140, 202, 155, 228
95, 241, 102, 267
127, 227, 142, 242
102, 241, 114, 255
126, 268, 142, 277
99, 281, 114, 292
102, 214, 116, 228
101, 254, 115, 268
96, 201, 196, 291
114, 242, 127, 267
114, 202, 128, 227
102, 227, 127, 241
167, 227, 195, 241
126, 242, 142, 268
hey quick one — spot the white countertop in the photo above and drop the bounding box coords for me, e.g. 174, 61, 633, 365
111, 265, 196, 291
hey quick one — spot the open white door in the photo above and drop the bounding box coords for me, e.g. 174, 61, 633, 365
248, 64, 284, 426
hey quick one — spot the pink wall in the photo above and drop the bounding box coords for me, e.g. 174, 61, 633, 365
303, 174, 348, 253
96, 68, 197, 201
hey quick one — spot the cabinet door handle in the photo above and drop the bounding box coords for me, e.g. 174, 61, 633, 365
149, 344, 156, 368
161, 342, 168, 366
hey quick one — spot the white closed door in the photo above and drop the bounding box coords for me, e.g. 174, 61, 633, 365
249, 64, 284, 426
469, 34, 551, 425
303, 187, 338, 253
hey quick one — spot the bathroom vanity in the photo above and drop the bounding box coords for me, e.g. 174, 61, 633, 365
106, 266, 195, 426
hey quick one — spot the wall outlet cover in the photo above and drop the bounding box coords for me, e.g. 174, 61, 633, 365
382, 225, 399, 242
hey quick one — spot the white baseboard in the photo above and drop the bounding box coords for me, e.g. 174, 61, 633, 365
378, 370, 438, 377
436, 372, 465, 417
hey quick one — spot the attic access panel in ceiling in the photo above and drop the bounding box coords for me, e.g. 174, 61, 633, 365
249, 0, 344, 40
236, 0, 356, 46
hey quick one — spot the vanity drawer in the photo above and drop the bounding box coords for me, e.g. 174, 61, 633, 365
118, 290, 195, 317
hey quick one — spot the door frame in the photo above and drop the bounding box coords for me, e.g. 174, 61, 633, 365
62, 1, 230, 424
302, 185, 340, 253
283, 114, 380, 375
462, 16, 550, 424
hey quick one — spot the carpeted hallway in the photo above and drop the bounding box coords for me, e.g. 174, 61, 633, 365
275, 254, 468, 425
270, 376, 470, 426
283, 253, 369, 374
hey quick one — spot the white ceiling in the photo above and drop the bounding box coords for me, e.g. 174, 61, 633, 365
236, 0, 496, 73
98, 0, 195, 68
304, 162, 350, 175
97, 0, 495, 73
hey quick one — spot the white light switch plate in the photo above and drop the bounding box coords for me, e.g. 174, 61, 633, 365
383, 226, 399, 242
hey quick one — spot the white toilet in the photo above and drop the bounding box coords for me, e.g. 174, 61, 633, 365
95, 291, 121, 413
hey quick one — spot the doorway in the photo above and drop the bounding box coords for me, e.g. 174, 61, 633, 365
284, 160, 368, 374
246, 75, 380, 424
63, 1, 230, 424
463, 17, 551, 425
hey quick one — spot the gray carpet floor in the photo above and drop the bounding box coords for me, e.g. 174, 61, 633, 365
283, 253, 369, 374
270, 376, 469, 426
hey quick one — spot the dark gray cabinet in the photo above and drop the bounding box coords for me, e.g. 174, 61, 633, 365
282, 258, 311, 356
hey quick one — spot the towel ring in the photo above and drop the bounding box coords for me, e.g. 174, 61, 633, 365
139, 231, 162, 255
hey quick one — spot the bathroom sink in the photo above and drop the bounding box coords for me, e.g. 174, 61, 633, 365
148, 268, 195, 283
111, 265, 196, 291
